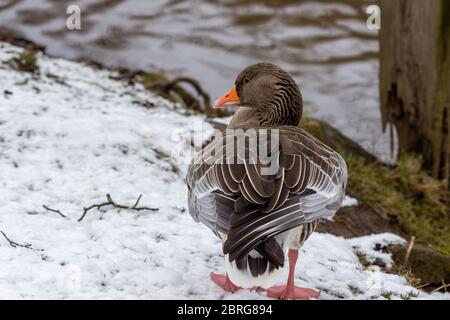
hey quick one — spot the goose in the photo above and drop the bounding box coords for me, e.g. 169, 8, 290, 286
186, 63, 348, 300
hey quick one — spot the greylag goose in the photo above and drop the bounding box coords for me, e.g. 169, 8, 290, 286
186, 63, 348, 300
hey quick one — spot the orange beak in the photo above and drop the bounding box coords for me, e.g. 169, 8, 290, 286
213, 85, 241, 108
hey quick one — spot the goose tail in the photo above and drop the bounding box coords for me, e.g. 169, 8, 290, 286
223, 238, 286, 289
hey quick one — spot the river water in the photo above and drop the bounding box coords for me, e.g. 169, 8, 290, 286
0, 0, 392, 160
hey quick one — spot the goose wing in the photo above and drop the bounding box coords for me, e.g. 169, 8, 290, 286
186, 126, 347, 262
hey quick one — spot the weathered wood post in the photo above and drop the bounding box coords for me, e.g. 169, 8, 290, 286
379, 0, 450, 185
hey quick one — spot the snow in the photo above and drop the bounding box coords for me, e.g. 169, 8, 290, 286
0, 42, 448, 300
342, 196, 358, 207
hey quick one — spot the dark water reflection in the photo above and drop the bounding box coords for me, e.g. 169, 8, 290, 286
0, 0, 390, 159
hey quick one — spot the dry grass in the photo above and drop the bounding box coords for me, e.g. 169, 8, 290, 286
344, 153, 450, 255
390, 263, 422, 288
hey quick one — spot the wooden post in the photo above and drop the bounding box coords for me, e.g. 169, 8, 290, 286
380, 0, 450, 185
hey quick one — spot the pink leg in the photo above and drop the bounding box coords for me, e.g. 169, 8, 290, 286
266, 249, 320, 300
210, 273, 241, 293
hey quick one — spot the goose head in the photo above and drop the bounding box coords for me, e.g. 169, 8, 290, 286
214, 63, 303, 128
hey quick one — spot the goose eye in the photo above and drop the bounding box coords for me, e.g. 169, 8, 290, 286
243, 78, 250, 84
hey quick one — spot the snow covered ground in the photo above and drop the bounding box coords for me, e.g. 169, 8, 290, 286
0, 42, 448, 300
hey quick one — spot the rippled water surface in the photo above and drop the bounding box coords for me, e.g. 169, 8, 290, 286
0, 0, 390, 159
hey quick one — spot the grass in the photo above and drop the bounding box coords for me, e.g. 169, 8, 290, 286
9, 49, 38, 73
381, 291, 395, 300
343, 153, 450, 255
356, 251, 371, 269
390, 263, 422, 288
381, 290, 419, 300
400, 290, 420, 300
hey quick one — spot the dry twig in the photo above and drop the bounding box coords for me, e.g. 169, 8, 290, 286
404, 236, 416, 266
78, 194, 158, 222
43, 205, 69, 219
0, 230, 33, 250
432, 280, 450, 293
391, 263, 422, 288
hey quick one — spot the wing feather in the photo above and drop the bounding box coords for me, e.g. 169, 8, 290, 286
186, 126, 348, 264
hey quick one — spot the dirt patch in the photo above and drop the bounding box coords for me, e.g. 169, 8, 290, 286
317, 204, 409, 239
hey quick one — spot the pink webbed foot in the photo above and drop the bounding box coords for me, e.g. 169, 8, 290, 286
267, 285, 320, 300
266, 249, 320, 300
210, 273, 241, 293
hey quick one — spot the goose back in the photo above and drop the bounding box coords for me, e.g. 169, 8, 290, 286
186, 125, 347, 267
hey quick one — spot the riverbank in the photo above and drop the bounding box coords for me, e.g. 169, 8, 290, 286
0, 0, 389, 161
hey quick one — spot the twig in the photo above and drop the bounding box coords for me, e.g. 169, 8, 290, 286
129, 194, 158, 212
131, 194, 143, 209
78, 200, 111, 222
0, 230, 33, 250
105, 194, 129, 210
432, 280, 450, 293
415, 283, 431, 289
78, 194, 158, 222
404, 236, 415, 266
43, 205, 69, 219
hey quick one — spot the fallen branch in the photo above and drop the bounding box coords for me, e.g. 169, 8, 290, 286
0, 230, 33, 249
43, 205, 69, 219
78, 194, 158, 222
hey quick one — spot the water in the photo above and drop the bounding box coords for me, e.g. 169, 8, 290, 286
0, 0, 391, 160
